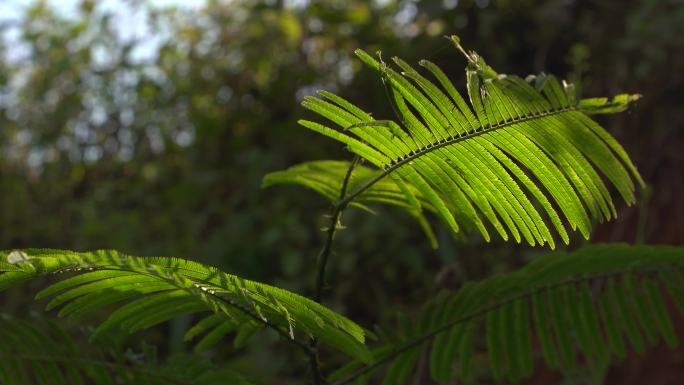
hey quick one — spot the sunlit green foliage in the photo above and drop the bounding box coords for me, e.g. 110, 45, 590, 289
0, 249, 369, 362
263, 160, 439, 248
269, 40, 643, 249
1, 0, 683, 384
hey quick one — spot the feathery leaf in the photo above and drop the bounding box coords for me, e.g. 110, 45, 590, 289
287, 36, 643, 249
330, 244, 684, 385
0, 314, 252, 385
0, 249, 370, 363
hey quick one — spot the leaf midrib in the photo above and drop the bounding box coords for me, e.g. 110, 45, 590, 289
337, 106, 575, 208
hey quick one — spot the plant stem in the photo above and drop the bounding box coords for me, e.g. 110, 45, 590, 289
315, 156, 361, 302
310, 156, 360, 385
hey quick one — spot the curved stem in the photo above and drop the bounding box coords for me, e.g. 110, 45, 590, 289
310, 155, 361, 385
314, 155, 361, 302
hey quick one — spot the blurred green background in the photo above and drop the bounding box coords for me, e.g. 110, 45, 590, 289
1, 0, 683, 383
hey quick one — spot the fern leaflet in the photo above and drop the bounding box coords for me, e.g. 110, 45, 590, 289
0, 249, 371, 363
293, 36, 643, 249
330, 244, 684, 385
263, 160, 439, 248
0, 314, 252, 385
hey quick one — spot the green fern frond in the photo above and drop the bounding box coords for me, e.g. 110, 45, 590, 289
329, 244, 684, 385
0, 314, 251, 385
0, 249, 371, 363
263, 160, 439, 248
296, 36, 643, 249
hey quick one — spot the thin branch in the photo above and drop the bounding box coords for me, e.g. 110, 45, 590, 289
310, 155, 361, 385
335, 106, 575, 209
314, 155, 361, 303
329, 267, 664, 385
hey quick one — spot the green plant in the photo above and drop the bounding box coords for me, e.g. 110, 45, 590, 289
2, 36, 682, 385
